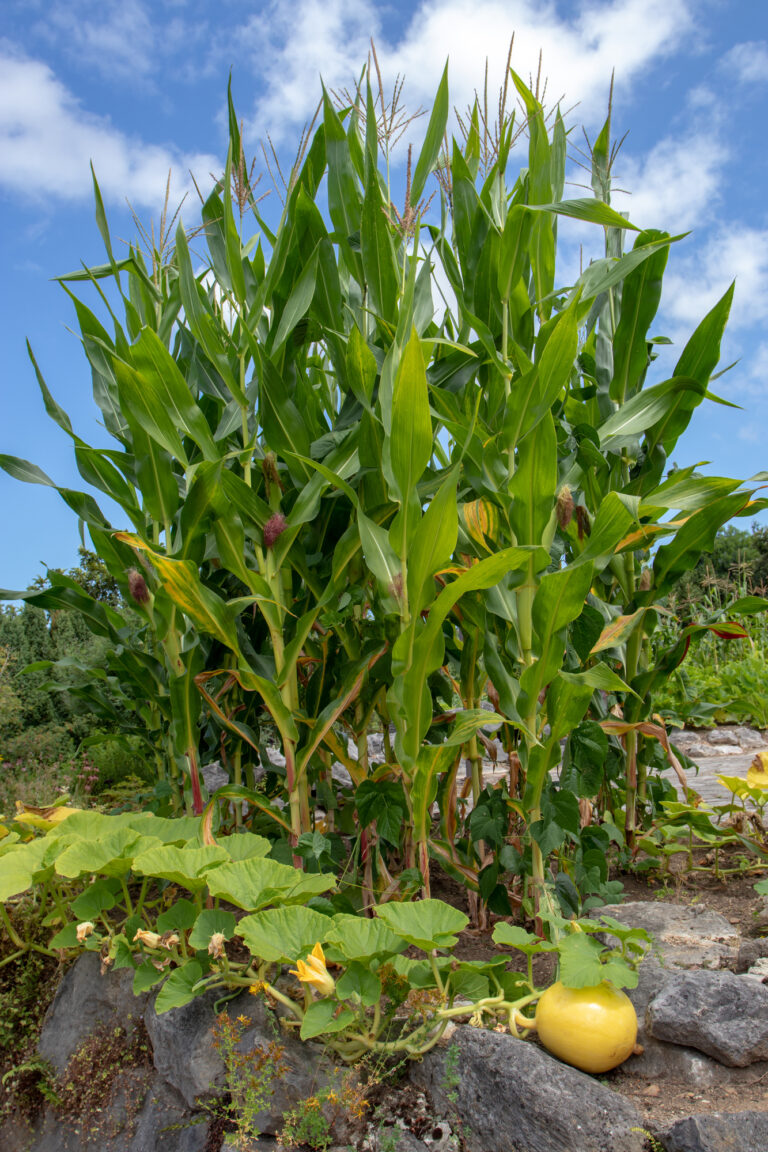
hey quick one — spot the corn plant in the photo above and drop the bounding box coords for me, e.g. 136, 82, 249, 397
1, 60, 764, 923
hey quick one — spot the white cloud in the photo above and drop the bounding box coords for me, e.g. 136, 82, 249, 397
244, 0, 693, 143
0, 49, 218, 207
662, 225, 768, 333
720, 41, 768, 87
36, 0, 158, 81
611, 132, 727, 232
242, 0, 378, 140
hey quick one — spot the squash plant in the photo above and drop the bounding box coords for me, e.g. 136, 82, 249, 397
0, 809, 649, 1063
0, 60, 763, 924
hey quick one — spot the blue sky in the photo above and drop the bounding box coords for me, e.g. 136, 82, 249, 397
2, 0, 768, 591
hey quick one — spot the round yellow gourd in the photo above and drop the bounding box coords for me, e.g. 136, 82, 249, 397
534, 980, 637, 1074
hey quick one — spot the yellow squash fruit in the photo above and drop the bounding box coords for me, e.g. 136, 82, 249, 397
534, 980, 638, 1074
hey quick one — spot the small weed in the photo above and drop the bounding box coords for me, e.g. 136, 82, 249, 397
279, 1067, 369, 1151
631, 1126, 668, 1152
1, 1056, 59, 1124
440, 1041, 461, 1110
209, 1010, 286, 1150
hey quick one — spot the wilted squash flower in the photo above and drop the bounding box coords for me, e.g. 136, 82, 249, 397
208, 932, 226, 958
76, 921, 95, 942
135, 929, 162, 949
289, 942, 335, 996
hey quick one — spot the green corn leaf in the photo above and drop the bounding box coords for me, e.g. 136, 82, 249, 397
570, 492, 637, 573
674, 282, 734, 386
74, 446, 139, 517
130, 328, 219, 459
0, 455, 56, 487
442, 709, 506, 747
527, 198, 639, 231
599, 376, 703, 449
358, 511, 401, 598
575, 233, 685, 303
559, 664, 636, 696
346, 325, 377, 407
115, 533, 241, 651
411, 743, 456, 844
610, 230, 669, 402
391, 546, 548, 761
521, 564, 595, 704
113, 358, 188, 466
498, 205, 533, 302
361, 164, 399, 323
222, 147, 247, 307
410, 62, 449, 203
387, 329, 432, 504
130, 425, 181, 526
509, 413, 557, 547
652, 491, 753, 597
272, 244, 319, 351
407, 473, 459, 613
505, 296, 580, 448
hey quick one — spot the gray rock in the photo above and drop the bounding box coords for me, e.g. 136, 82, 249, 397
746, 895, 768, 937
594, 902, 741, 969
729, 727, 767, 749
331, 761, 354, 788
648, 970, 768, 1066
201, 760, 228, 793
145, 988, 329, 1132
707, 729, 745, 747
369, 1129, 433, 1152
661, 1110, 768, 1152
130, 1074, 209, 1151
682, 743, 712, 760
264, 746, 286, 770
16, 1072, 207, 1152
618, 958, 768, 1083
409, 1027, 645, 1152
619, 1034, 768, 1085
38, 953, 151, 1075
737, 936, 768, 968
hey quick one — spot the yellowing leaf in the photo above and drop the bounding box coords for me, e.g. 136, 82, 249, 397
747, 752, 768, 791
14, 803, 82, 832
461, 498, 499, 551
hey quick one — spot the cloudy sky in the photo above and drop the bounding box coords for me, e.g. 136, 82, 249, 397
2, 0, 767, 591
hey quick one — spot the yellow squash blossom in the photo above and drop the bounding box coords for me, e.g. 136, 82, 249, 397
290, 942, 335, 996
